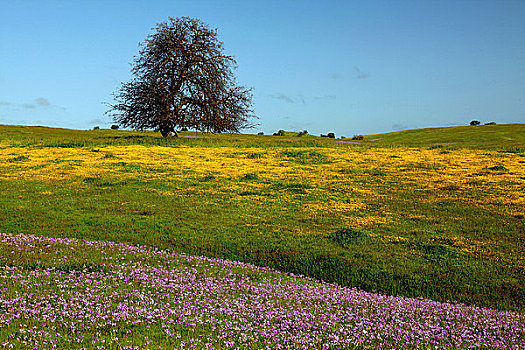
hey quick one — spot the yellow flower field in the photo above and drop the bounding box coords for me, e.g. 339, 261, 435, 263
1, 144, 523, 233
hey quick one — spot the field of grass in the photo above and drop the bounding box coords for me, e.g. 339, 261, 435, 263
362, 123, 525, 150
0, 123, 524, 316
1, 232, 523, 349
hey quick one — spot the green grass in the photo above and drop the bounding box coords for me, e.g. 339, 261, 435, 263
0, 123, 524, 313
360, 123, 525, 150
3, 123, 524, 151
0, 124, 325, 149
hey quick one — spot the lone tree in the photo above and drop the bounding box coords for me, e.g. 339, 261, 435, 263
108, 17, 256, 137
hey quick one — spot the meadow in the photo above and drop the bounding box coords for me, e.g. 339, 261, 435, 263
0, 123, 523, 319
1, 232, 523, 349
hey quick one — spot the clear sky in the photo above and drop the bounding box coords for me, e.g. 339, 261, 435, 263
1, 0, 524, 136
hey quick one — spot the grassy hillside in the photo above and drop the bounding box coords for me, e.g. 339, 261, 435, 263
1, 232, 523, 349
0, 124, 523, 312
360, 123, 525, 150
0, 124, 323, 148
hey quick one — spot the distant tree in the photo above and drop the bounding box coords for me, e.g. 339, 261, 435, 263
107, 17, 256, 137
273, 130, 285, 136
484, 121, 496, 125
327, 132, 335, 139
111, 124, 119, 130
93, 126, 100, 130
470, 120, 481, 126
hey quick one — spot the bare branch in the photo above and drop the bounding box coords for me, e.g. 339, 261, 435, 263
107, 17, 256, 136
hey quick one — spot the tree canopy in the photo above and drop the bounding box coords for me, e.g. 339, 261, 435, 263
108, 17, 256, 136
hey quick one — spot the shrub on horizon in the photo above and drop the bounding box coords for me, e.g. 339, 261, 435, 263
297, 130, 308, 137
470, 120, 481, 126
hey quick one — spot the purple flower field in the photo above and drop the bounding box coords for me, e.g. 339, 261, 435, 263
0, 232, 523, 349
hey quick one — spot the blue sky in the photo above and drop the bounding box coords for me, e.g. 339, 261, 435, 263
1, 0, 524, 136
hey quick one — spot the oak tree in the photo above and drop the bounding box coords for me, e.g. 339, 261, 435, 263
108, 17, 255, 137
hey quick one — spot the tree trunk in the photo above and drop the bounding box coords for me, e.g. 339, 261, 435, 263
159, 125, 178, 138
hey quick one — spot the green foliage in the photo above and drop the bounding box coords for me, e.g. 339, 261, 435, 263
241, 172, 258, 181
272, 181, 311, 194
281, 149, 329, 164
246, 152, 265, 159
329, 228, 369, 246
103, 152, 117, 159
8, 155, 29, 162
401, 240, 460, 262
487, 165, 508, 172
200, 174, 215, 182
470, 120, 481, 126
